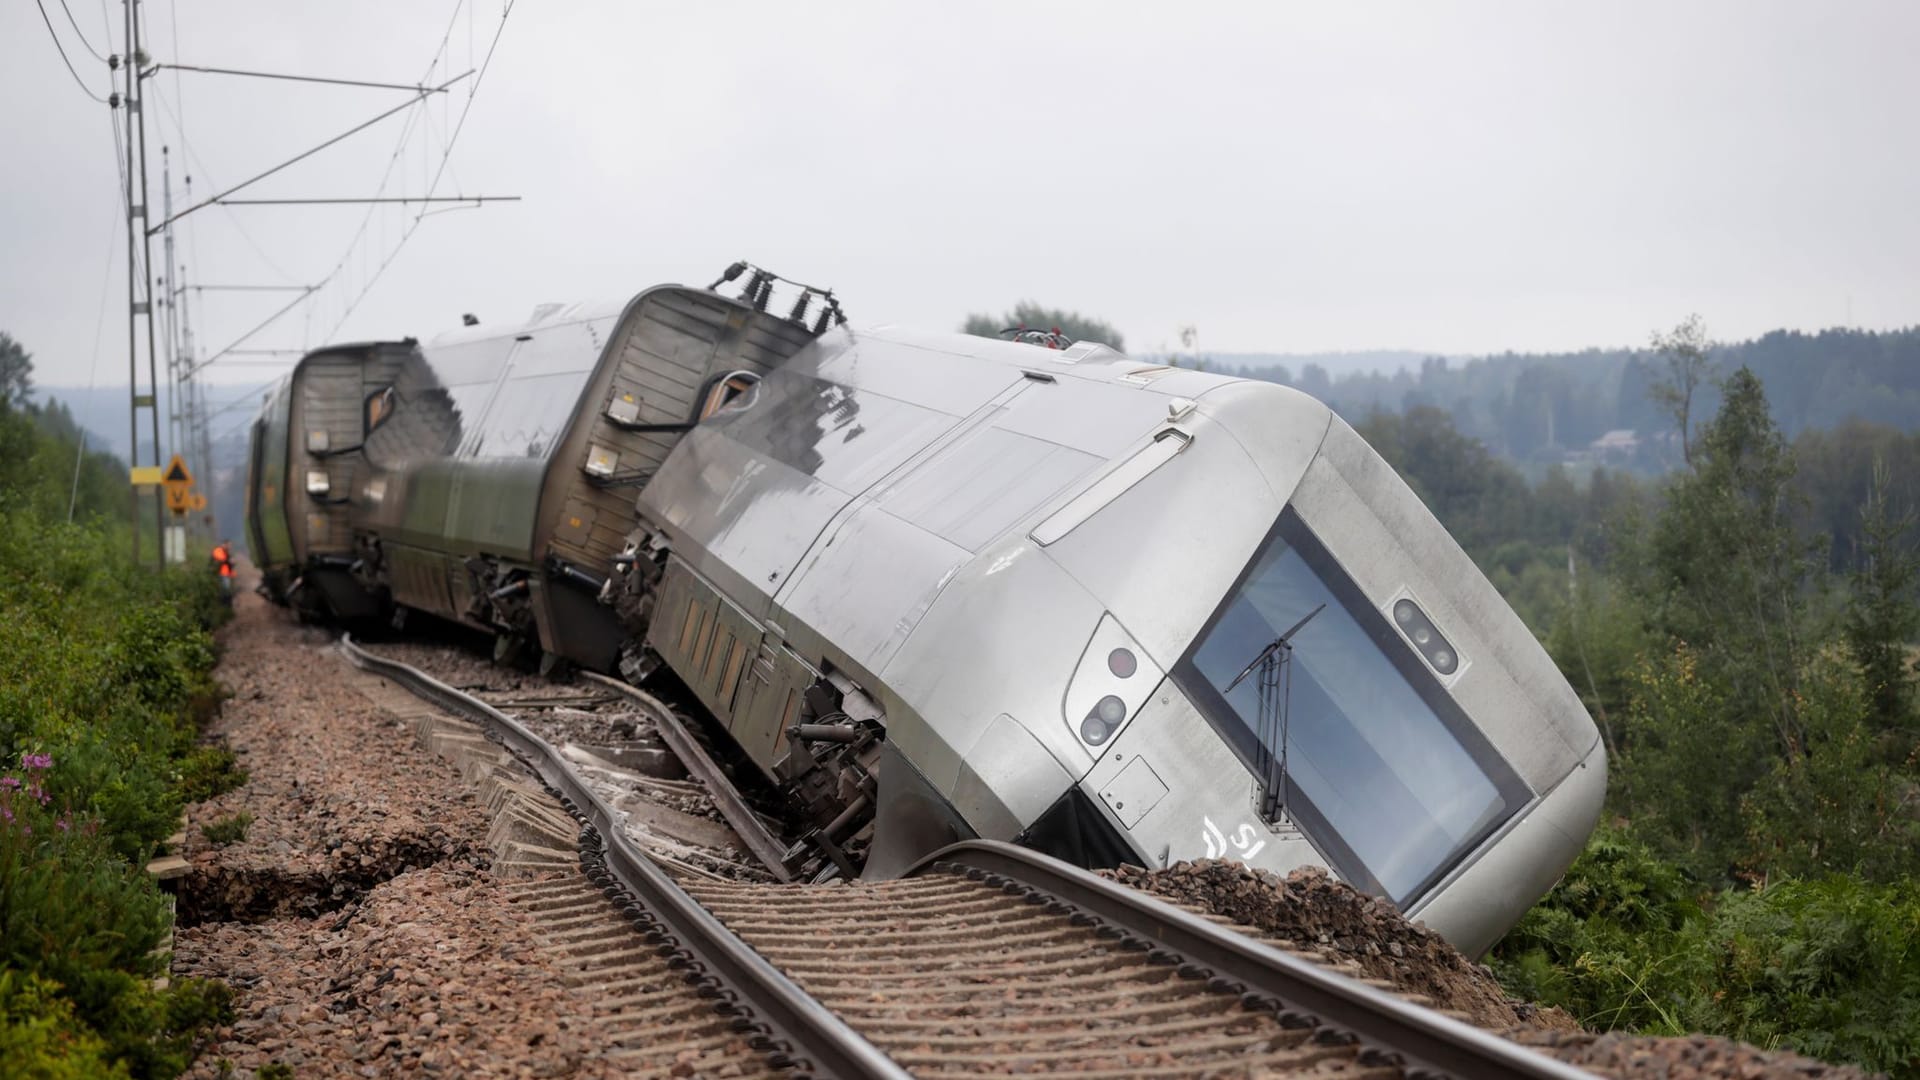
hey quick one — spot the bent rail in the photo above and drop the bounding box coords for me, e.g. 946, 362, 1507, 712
339, 634, 909, 1080
906, 840, 1597, 1080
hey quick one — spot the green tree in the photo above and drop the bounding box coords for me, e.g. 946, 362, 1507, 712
1739, 657, 1919, 881
1648, 314, 1713, 468
1841, 460, 1920, 731
0, 333, 30, 409
962, 302, 1124, 351
1624, 368, 1819, 874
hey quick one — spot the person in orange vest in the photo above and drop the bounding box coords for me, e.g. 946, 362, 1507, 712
210, 540, 235, 604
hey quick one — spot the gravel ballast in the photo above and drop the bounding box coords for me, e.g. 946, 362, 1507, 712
1105, 860, 1872, 1079
173, 579, 619, 1078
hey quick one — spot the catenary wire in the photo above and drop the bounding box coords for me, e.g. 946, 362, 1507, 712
322, 0, 514, 341
309, 0, 470, 339
33, 0, 107, 102
151, 0, 469, 356
56, 0, 106, 61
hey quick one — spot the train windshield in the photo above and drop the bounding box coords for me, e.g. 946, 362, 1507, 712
1174, 510, 1528, 906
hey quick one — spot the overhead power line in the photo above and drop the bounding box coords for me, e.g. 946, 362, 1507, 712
217, 195, 519, 207
33, 0, 106, 103
324, 0, 517, 340
137, 0, 518, 385
187, 286, 318, 376
56, 0, 105, 61
154, 70, 473, 233
145, 84, 305, 284
152, 63, 459, 94
184, 284, 319, 293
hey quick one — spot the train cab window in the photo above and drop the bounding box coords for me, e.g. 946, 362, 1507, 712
364, 385, 397, 434
698, 372, 760, 420
1173, 510, 1528, 906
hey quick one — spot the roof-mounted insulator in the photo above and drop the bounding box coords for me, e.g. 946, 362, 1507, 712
1000, 325, 1074, 350
711, 260, 850, 334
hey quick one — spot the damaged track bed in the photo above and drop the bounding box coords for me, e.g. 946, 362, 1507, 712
344, 636, 1595, 1080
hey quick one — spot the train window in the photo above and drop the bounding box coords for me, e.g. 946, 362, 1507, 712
698, 372, 760, 419
364, 386, 397, 433
1172, 510, 1528, 906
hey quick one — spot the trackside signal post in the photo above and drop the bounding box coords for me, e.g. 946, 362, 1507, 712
159, 453, 204, 564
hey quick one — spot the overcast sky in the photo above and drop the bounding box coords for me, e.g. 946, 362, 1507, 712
5, 0, 1917, 400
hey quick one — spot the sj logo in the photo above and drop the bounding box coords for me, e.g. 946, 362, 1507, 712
1202, 816, 1267, 860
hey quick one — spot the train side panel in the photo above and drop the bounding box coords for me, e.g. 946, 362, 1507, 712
529, 286, 818, 671
247, 381, 295, 591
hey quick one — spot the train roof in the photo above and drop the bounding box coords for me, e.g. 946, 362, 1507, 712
422, 297, 637, 351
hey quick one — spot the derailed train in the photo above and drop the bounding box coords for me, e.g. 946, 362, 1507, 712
246, 267, 1603, 955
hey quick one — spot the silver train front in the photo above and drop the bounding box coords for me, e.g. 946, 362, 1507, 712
636, 323, 1604, 957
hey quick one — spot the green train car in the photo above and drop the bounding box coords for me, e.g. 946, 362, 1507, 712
244, 341, 415, 618
253, 277, 833, 671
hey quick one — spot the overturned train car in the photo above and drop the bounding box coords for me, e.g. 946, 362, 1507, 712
246, 272, 1603, 956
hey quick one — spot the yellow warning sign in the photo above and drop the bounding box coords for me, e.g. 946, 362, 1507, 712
162, 455, 194, 515
130, 465, 162, 487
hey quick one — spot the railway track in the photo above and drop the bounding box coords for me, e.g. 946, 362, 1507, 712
341, 635, 1594, 1079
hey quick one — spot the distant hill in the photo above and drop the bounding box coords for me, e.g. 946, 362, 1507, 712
33, 382, 275, 464
30, 382, 271, 541
1146, 350, 1432, 381
1218, 326, 1920, 475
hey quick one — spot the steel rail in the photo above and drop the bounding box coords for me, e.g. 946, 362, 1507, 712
906, 840, 1598, 1080
578, 671, 796, 881
338, 635, 908, 1080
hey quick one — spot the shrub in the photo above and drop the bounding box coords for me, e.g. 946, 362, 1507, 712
0, 970, 127, 1080
1694, 876, 1920, 1075
1739, 657, 1920, 882
1495, 824, 1920, 1077
1491, 824, 1710, 1032
175, 747, 247, 805
0, 402, 234, 1076
199, 813, 252, 847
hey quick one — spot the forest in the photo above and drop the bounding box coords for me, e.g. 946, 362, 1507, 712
1359, 367, 1920, 1076
1223, 322, 1920, 476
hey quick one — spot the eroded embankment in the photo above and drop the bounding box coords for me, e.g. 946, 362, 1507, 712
170, 579, 614, 1078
